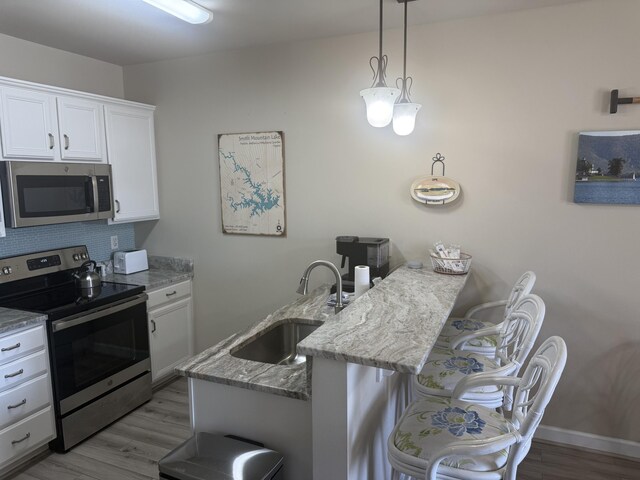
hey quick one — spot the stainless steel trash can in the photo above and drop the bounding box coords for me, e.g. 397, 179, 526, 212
159, 433, 284, 480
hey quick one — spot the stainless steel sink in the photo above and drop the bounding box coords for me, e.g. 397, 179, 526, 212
230, 319, 320, 366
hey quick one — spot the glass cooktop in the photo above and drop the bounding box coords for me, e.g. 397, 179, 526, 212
0, 281, 145, 321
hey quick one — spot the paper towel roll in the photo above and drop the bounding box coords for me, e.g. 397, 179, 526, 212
354, 265, 370, 299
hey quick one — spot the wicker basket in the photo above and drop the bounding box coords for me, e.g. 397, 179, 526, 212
430, 252, 472, 275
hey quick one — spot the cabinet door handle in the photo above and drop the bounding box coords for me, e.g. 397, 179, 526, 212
115, 199, 121, 213
150, 319, 157, 333
64, 134, 70, 150
165, 291, 177, 297
11, 432, 30, 445
48, 133, 54, 149
1, 342, 20, 352
7, 398, 26, 410
4, 369, 24, 379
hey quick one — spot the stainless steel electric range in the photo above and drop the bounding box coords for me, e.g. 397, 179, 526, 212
0, 246, 151, 452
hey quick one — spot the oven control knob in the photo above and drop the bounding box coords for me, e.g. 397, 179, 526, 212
73, 254, 80, 261
2, 267, 11, 275
81, 253, 88, 260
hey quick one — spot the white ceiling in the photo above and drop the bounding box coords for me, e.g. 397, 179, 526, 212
0, 0, 586, 66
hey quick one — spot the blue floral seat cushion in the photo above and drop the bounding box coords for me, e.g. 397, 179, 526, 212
436, 317, 499, 350
416, 347, 501, 395
391, 396, 513, 472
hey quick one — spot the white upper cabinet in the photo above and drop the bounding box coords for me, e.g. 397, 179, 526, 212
56, 96, 106, 162
0, 87, 107, 163
0, 87, 60, 161
147, 282, 193, 384
105, 104, 159, 223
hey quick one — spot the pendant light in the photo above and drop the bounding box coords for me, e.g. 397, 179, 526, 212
393, 0, 421, 136
360, 0, 400, 128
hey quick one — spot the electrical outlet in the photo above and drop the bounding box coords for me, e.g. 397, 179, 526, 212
111, 235, 119, 250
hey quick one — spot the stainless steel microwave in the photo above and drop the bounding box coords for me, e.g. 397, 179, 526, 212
0, 161, 113, 228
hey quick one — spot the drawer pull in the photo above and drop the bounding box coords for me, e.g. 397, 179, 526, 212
4, 369, 24, 379
11, 432, 30, 445
7, 398, 26, 410
165, 291, 178, 297
1, 342, 20, 352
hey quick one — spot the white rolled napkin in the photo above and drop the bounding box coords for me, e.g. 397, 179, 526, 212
354, 265, 370, 299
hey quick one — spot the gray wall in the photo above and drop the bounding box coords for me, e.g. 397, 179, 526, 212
0, 32, 124, 97
0, 33, 134, 260
123, 0, 640, 441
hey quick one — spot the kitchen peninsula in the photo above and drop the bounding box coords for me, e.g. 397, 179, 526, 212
177, 264, 467, 480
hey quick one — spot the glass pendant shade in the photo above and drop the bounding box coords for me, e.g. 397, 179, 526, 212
360, 87, 400, 128
392, 102, 422, 136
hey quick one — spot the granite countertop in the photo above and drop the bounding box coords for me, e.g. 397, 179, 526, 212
0, 308, 48, 335
177, 263, 468, 400
176, 286, 334, 401
297, 265, 468, 374
104, 255, 194, 290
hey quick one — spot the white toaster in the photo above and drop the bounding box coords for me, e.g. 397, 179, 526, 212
113, 249, 149, 274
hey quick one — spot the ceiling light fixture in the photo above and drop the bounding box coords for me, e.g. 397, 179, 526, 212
360, 0, 400, 128
142, 0, 213, 25
393, 0, 421, 136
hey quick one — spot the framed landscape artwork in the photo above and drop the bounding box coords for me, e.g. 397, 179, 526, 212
218, 131, 286, 236
575, 131, 640, 205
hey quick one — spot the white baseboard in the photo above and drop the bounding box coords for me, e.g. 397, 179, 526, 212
535, 425, 640, 459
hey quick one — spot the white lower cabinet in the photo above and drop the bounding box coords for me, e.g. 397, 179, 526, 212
0, 324, 55, 473
0, 375, 51, 429
0, 407, 54, 467
147, 281, 193, 384
0, 350, 48, 392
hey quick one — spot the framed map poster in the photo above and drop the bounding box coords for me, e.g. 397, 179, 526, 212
218, 131, 286, 236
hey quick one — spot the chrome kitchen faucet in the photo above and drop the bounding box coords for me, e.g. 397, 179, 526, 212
296, 260, 345, 314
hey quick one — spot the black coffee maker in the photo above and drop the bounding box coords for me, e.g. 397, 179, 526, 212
336, 236, 390, 292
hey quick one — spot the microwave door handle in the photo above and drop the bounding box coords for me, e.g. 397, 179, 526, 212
90, 175, 99, 215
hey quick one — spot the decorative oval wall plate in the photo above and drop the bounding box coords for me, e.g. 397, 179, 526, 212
410, 175, 461, 205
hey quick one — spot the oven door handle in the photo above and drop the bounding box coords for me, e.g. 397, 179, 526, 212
52, 294, 148, 332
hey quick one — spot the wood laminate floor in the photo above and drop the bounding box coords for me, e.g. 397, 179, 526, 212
9, 378, 640, 479
11, 378, 192, 480
519, 440, 640, 480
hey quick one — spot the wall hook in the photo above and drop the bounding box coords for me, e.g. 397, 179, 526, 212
610, 89, 640, 114
431, 152, 446, 176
